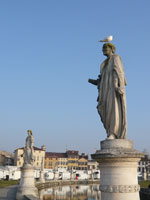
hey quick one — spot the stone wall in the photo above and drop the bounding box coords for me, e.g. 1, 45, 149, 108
23, 180, 99, 200
36, 179, 99, 190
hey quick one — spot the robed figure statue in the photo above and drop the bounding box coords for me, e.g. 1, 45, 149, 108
88, 43, 127, 139
24, 130, 34, 166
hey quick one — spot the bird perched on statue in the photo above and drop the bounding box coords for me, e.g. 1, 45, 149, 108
98, 35, 113, 42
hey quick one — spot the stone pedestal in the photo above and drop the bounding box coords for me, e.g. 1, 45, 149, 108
16, 165, 38, 200
91, 139, 144, 200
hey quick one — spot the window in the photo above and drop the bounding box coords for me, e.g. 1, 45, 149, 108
138, 167, 141, 172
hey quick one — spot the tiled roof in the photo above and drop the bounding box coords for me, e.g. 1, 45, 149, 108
45, 152, 67, 158
66, 150, 79, 156
15, 146, 44, 151
79, 155, 88, 160
0, 151, 12, 158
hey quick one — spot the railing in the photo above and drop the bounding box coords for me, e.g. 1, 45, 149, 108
36, 179, 100, 190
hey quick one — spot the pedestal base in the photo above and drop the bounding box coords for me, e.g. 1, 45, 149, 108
16, 165, 38, 200
92, 139, 144, 200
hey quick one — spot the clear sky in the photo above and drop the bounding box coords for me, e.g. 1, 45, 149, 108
0, 0, 150, 156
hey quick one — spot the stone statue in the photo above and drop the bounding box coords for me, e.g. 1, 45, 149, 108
16, 130, 38, 199
24, 129, 34, 165
88, 43, 127, 139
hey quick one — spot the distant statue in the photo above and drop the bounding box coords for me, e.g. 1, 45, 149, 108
24, 130, 34, 165
88, 43, 127, 139
41, 157, 44, 171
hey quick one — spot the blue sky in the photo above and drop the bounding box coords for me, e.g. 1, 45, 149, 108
0, 1, 150, 156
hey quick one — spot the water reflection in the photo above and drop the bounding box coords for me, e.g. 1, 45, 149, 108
39, 184, 101, 200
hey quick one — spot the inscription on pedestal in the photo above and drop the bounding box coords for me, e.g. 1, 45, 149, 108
100, 184, 140, 193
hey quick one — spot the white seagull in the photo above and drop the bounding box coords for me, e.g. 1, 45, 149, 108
98, 35, 113, 42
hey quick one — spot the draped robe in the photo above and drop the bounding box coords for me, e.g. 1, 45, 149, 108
97, 54, 127, 139
24, 134, 34, 165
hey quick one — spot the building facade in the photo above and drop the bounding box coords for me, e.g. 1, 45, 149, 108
14, 146, 46, 169
138, 154, 150, 175
67, 150, 79, 170
0, 151, 13, 166
88, 160, 99, 171
57, 156, 68, 169
45, 150, 88, 170
78, 154, 88, 170
45, 152, 68, 169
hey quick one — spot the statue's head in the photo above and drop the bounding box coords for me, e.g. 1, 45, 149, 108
102, 43, 116, 57
27, 129, 32, 135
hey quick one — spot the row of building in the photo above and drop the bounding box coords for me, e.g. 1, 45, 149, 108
1, 146, 150, 175
7, 146, 99, 171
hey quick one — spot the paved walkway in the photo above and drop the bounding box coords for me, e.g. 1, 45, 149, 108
0, 185, 17, 200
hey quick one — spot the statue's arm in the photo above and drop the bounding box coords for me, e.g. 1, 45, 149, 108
88, 78, 98, 86
88, 75, 101, 86
113, 71, 124, 95
31, 136, 34, 147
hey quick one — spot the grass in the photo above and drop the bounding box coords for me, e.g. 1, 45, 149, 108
0, 180, 19, 188
139, 180, 150, 188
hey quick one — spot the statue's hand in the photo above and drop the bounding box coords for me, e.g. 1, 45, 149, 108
88, 78, 98, 86
116, 87, 124, 95
88, 78, 91, 83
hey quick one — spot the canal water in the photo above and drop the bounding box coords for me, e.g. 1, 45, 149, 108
39, 184, 101, 200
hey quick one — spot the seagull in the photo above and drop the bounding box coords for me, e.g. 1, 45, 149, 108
98, 35, 113, 42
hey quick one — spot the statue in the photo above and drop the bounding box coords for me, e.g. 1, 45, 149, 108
24, 129, 34, 165
16, 130, 38, 199
88, 43, 127, 139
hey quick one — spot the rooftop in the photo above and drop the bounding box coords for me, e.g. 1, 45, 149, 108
45, 152, 67, 158
14, 146, 45, 152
